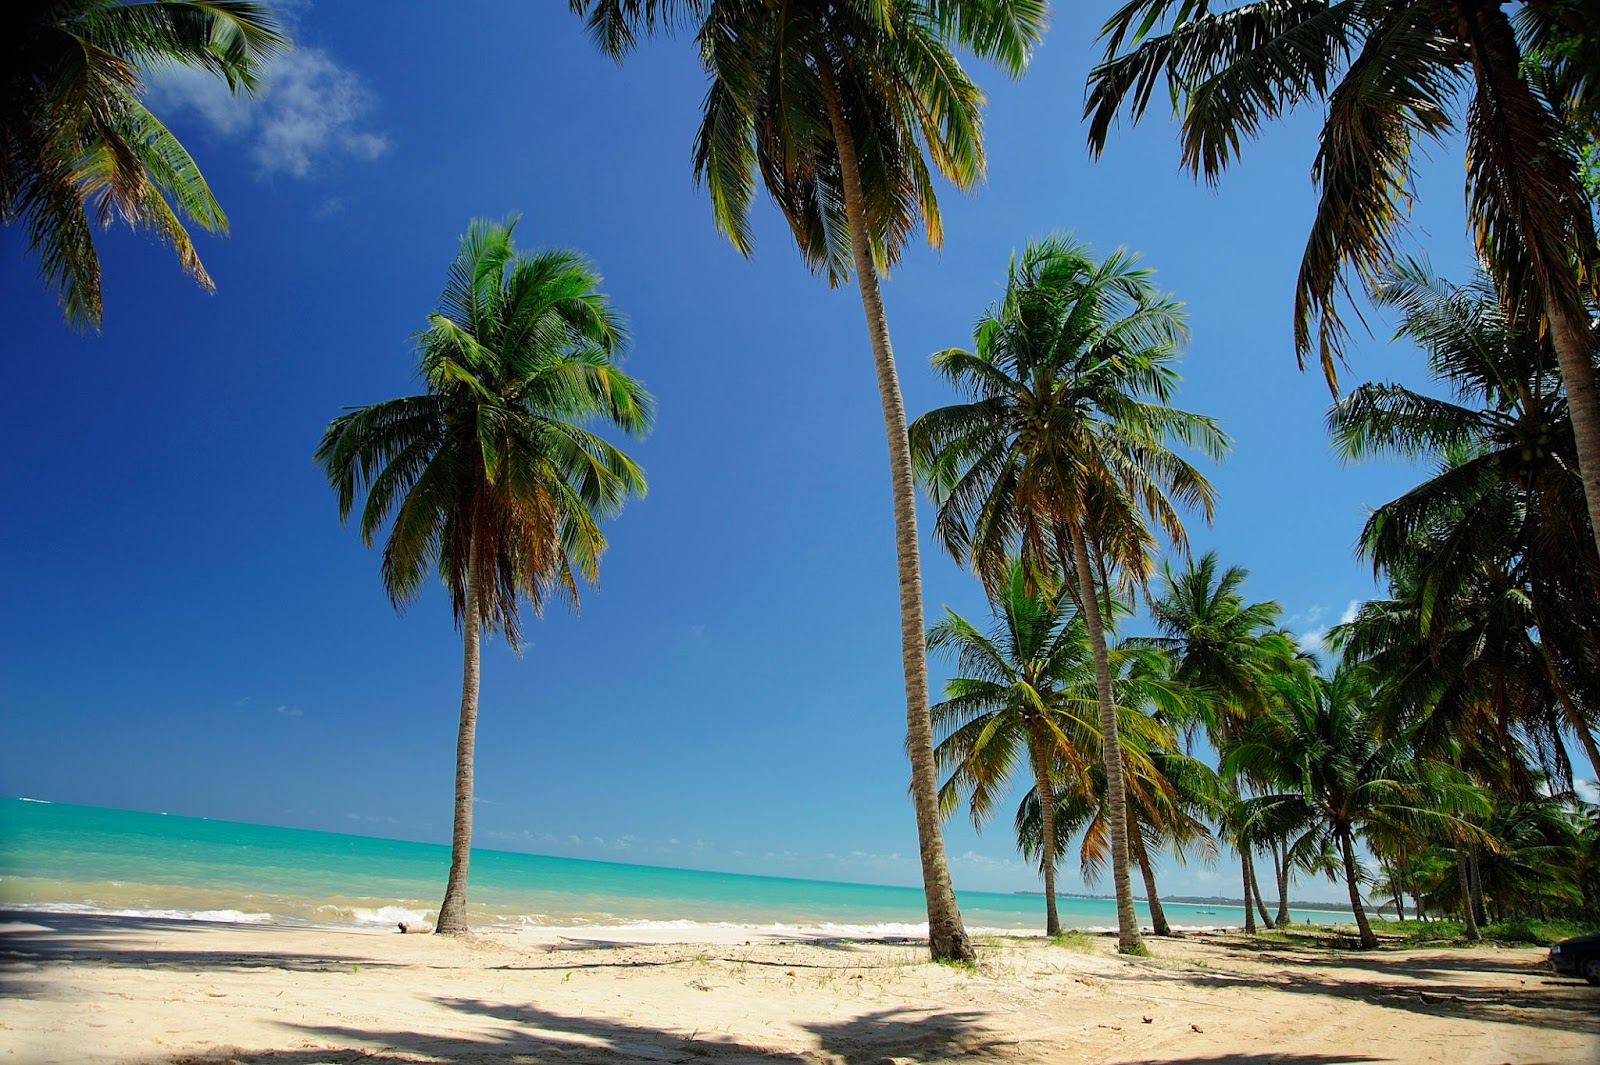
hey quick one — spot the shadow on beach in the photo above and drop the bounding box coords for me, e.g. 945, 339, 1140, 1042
0, 910, 403, 982
181, 1001, 1001, 1064
1095, 935, 1598, 1038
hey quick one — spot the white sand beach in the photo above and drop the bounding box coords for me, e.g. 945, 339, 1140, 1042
2, 911, 1592, 1064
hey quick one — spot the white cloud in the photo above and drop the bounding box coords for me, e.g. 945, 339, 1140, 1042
1288, 599, 1361, 655
150, 43, 388, 179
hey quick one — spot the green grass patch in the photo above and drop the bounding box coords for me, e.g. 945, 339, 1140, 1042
1049, 930, 1095, 952
1369, 917, 1591, 947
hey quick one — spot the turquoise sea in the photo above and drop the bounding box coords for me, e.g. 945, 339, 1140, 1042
0, 798, 1357, 933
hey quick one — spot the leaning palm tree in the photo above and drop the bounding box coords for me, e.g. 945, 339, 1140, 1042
2, 0, 287, 326
1085, 0, 1600, 567
912, 235, 1227, 952
568, 0, 1046, 962
929, 558, 1094, 935
315, 218, 652, 934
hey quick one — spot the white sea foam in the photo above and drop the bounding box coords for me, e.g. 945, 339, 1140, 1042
6, 902, 272, 924
341, 904, 433, 927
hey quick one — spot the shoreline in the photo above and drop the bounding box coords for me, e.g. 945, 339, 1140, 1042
0, 901, 1260, 940
2, 907, 1591, 1064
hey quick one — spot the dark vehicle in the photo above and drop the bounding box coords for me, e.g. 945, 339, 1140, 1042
1549, 933, 1600, 985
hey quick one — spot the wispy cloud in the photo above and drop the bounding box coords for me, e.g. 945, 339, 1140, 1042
150, 21, 388, 179
1290, 599, 1361, 655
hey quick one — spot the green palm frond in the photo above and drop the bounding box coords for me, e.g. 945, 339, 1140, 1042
316, 218, 652, 650
2, 0, 287, 325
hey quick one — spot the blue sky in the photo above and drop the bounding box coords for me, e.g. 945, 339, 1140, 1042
1, 3, 1496, 899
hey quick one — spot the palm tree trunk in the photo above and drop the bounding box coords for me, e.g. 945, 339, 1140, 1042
1467, 844, 1488, 928
1028, 731, 1061, 936
1129, 821, 1172, 936
818, 63, 971, 963
435, 555, 483, 936
1456, 0, 1600, 567
1384, 859, 1406, 920
1066, 516, 1142, 954
1240, 848, 1257, 935
1250, 855, 1275, 929
1271, 839, 1291, 926
1456, 849, 1480, 941
1338, 827, 1377, 949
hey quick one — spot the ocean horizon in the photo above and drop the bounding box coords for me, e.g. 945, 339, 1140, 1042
0, 797, 1360, 934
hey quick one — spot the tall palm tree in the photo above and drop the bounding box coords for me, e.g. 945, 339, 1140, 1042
568, 0, 1046, 963
315, 218, 652, 934
1085, 0, 1600, 569
929, 558, 1095, 936
2, 1, 287, 326
912, 235, 1227, 952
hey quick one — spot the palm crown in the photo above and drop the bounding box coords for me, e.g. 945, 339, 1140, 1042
2, 0, 287, 325
569, 0, 1044, 281
315, 217, 653, 648
911, 234, 1226, 592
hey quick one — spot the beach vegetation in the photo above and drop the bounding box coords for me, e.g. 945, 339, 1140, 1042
1048, 929, 1094, 952
1085, 0, 1600, 575
314, 216, 652, 935
911, 234, 1227, 953
565, 0, 1047, 965
1139, 553, 1309, 931
2, 0, 287, 326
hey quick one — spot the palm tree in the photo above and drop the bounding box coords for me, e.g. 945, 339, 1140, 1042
1020, 733, 1222, 938
1085, 0, 1600, 569
928, 559, 1096, 936
1329, 260, 1600, 780
569, 0, 1046, 963
1139, 552, 1307, 926
911, 235, 1227, 952
2, 1, 287, 326
315, 218, 652, 934
1229, 661, 1488, 948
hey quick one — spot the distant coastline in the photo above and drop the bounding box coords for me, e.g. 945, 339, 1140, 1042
1013, 890, 1357, 912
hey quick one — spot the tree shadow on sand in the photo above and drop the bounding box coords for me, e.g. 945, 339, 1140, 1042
1107, 1049, 1382, 1055
1096, 948, 1597, 1037
0, 911, 401, 976
217, 998, 1004, 1064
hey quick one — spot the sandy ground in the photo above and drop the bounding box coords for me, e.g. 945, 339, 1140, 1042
1, 911, 1593, 1064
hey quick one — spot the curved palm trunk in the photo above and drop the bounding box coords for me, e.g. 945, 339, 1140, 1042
1239, 847, 1258, 935
436, 559, 483, 936
1028, 730, 1062, 936
1338, 827, 1377, 949
1250, 857, 1275, 929
1066, 517, 1142, 953
1456, 0, 1600, 567
1455, 849, 1481, 941
819, 66, 972, 963
1271, 839, 1291, 927
1129, 820, 1171, 936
